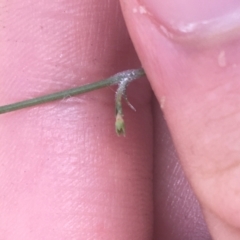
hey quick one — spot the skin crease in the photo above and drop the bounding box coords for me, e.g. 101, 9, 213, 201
3, 0, 238, 240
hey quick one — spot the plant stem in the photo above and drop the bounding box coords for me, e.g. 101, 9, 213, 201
0, 68, 145, 114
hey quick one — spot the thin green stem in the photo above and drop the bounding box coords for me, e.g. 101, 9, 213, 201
0, 68, 145, 114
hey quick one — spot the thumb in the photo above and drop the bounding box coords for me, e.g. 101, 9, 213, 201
121, 0, 240, 239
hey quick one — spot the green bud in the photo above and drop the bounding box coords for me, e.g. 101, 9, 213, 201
115, 114, 125, 136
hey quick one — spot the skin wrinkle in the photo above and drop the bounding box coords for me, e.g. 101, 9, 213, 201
187, 98, 240, 177
183, 125, 240, 178
193, 156, 240, 181
152, 98, 209, 239
206, 210, 240, 240
172, 69, 240, 175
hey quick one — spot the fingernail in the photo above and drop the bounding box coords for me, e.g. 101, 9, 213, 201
138, 0, 239, 23
137, 0, 240, 47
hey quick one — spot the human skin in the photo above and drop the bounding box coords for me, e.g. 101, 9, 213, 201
0, 0, 239, 239
121, 0, 240, 239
